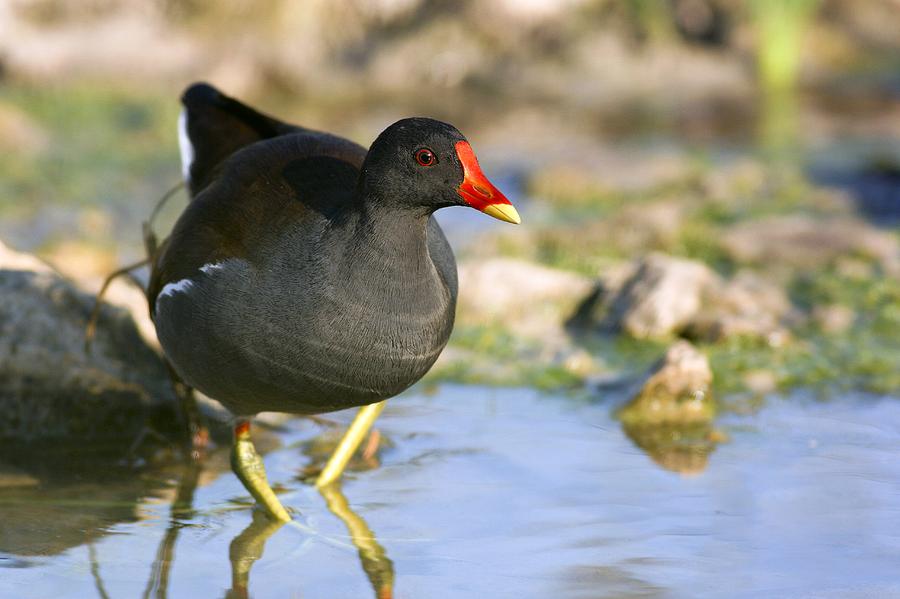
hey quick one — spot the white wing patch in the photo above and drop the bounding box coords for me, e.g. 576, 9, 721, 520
177, 109, 194, 183
199, 262, 225, 275
157, 277, 195, 303
155, 261, 230, 313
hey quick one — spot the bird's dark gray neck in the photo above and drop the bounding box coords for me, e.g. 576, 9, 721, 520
346, 205, 433, 271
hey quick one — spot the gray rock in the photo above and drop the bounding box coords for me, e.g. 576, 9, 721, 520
686, 270, 794, 342
458, 257, 592, 338
445, 258, 601, 379
576, 253, 718, 339
0, 240, 178, 443
572, 254, 795, 343
618, 340, 715, 426
721, 215, 900, 272
615, 341, 718, 475
812, 303, 856, 334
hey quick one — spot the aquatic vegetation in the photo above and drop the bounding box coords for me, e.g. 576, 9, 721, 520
617, 341, 715, 427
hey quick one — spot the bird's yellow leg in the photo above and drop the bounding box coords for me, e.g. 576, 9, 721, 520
316, 401, 387, 488
231, 421, 292, 522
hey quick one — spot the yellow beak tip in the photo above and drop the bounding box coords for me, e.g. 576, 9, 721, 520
482, 203, 522, 225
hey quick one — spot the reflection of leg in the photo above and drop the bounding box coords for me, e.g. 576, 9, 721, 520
320, 483, 394, 599
144, 460, 202, 599
227, 511, 286, 599
88, 542, 111, 599
316, 401, 387, 488
231, 420, 292, 522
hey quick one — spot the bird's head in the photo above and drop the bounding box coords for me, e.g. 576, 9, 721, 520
360, 117, 520, 224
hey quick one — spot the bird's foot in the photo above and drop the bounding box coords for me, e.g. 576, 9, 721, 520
231, 421, 292, 522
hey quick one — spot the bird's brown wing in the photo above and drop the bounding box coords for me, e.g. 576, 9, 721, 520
149, 129, 368, 319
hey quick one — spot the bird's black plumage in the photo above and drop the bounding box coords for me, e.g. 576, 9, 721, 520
150, 83, 469, 416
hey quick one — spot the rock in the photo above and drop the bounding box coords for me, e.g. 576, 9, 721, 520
0, 239, 177, 443
580, 253, 718, 339
685, 270, 793, 342
742, 369, 778, 395
618, 340, 714, 426
434, 259, 601, 385
572, 255, 796, 343
721, 215, 900, 272
102, 277, 159, 349
812, 303, 856, 334
617, 340, 718, 475
457, 257, 592, 338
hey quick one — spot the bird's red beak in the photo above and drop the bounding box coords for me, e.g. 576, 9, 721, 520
455, 141, 521, 224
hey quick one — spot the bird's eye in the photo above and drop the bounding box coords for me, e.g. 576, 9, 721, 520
415, 148, 436, 167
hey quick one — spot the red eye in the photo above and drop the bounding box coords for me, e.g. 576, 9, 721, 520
415, 148, 436, 167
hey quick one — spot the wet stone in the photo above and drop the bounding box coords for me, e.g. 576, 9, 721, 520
618, 340, 715, 427
812, 303, 856, 334
616, 340, 719, 475
571, 255, 796, 343
570, 253, 718, 339
457, 257, 592, 335
0, 239, 178, 443
686, 270, 794, 342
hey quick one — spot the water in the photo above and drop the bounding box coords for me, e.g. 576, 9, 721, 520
2, 385, 899, 598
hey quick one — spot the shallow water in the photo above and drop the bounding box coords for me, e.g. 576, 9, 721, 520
2, 385, 899, 599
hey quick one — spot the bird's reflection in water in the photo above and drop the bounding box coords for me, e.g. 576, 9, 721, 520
319, 483, 394, 599
143, 460, 394, 599
134, 423, 393, 599
143, 458, 202, 599
225, 510, 285, 599
224, 482, 393, 599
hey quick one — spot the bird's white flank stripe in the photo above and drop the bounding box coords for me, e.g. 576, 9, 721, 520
157, 277, 195, 303
177, 109, 194, 183
200, 262, 225, 275
155, 261, 228, 312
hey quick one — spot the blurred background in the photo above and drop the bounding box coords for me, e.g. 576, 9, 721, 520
2, 0, 898, 393
2, 1, 900, 597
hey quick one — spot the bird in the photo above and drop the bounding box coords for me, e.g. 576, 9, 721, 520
148, 82, 520, 521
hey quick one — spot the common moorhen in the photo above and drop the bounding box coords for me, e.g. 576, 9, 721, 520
149, 83, 520, 521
